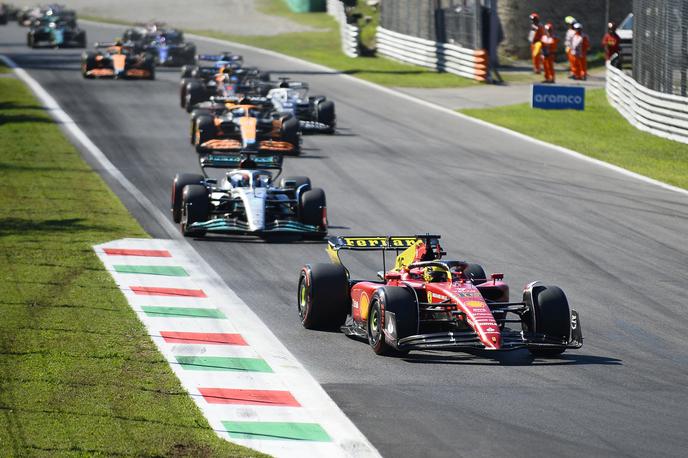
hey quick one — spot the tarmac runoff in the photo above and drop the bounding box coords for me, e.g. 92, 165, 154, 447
94, 238, 380, 457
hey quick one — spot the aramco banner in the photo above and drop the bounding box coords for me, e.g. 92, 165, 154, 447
531, 84, 585, 110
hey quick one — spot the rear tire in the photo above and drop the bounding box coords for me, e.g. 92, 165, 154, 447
464, 263, 487, 285
185, 81, 206, 112
524, 285, 570, 357
280, 116, 300, 153
280, 176, 311, 190
181, 64, 197, 79
298, 263, 349, 330
172, 173, 205, 223
194, 115, 216, 152
81, 51, 96, 79
180, 184, 209, 236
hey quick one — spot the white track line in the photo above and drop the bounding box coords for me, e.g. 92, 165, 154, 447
78, 18, 688, 197
2, 55, 379, 457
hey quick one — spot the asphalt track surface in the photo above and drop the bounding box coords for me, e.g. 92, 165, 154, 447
3, 22, 688, 457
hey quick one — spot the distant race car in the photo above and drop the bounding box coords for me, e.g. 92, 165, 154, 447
266, 79, 336, 134
81, 42, 155, 79
171, 150, 327, 238
123, 23, 196, 66
181, 55, 270, 111
298, 235, 583, 357
179, 53, 245, 108
190, 96, 300, 155
27, 13, 86, 48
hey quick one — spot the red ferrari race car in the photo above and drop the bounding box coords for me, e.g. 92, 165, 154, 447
298, 235, 583, 357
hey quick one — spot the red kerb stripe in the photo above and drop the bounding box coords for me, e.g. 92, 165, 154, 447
160, 331, 247, 346
199, 388, 300, 407
130, 286, 207, 297
103, 248, 172, 257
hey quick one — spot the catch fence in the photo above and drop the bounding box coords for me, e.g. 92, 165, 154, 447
632, 0, 688, 96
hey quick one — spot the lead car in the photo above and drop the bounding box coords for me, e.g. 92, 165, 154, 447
298, 235, 583, 357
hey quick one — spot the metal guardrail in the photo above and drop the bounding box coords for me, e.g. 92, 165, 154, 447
607, 62, 688, 145
376, 26, 487, 81
326, 0, 359, 58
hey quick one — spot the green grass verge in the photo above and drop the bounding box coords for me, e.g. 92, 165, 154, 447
83, 0, 479, 89
0, 72, 263, 456
461, 88, 688, 190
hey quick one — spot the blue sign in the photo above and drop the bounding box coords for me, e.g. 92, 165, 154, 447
531, 84, 585, 110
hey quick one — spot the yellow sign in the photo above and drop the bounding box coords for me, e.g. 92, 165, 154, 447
359, 292, 370, 321
465, 301, 485, 308
341, 237, 416, 248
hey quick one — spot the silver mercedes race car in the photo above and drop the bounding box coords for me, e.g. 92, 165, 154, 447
171, 150, 327, 239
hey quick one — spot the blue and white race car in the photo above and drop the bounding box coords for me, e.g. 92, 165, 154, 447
123, 24, 196, 66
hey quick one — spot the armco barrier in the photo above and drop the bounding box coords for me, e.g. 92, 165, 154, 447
326, 0, 359, 58
376, 26, 487, 81
607, 62, 688, 144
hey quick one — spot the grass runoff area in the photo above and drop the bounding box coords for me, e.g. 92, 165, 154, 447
85, 0, 478, 89
0, 66, 262, 456
461, 88, 688, 190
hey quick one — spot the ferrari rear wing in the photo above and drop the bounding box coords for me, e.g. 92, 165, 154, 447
327, 235, 442, 269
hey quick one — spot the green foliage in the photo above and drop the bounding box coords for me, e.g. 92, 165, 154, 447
461, 89, 688, 190
0, 77, 264, 457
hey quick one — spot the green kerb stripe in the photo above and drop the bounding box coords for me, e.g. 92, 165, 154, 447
222, 421, 331, 442
141, 306, 225, 319
113, 265, 188, 276
176, 356, 272, 373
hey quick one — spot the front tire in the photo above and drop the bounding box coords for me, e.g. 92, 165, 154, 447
180, 184, 209, 236
368, 287, 418, 356
172, 173, 205, 223
299, 188, 325, 228
298, 263, 349, 330
524, 285, 571, 357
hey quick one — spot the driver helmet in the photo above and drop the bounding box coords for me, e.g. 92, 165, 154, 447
230, 172, 250, 187
423, 266, 448, 283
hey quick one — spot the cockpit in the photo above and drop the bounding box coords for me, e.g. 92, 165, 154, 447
227, 170, 272, 188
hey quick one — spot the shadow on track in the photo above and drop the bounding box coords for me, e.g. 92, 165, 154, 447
401, 349, 622, 367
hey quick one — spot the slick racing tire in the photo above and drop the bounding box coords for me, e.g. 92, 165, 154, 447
189, 108, 212, 145
185, 80, 206, 112
172, 173, 205, 223
180, 64, 197, 79
280, 116, 300, 153
524, 285, 571, 357
180, 78, 194, 108
463, 263, 487, 285
144, 56, 156, 81
180, 184, 209, 237
299, 188, 325, 228
280, 176, 311, 190
298, 263, 349, 330
76, 31, 86, 49
315, 99, 336, 131
194, 115, 216, 152
368, 287, 418, 356
81, 51, 97, 79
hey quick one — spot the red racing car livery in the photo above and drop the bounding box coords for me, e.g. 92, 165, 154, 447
298, 235, 583, 357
